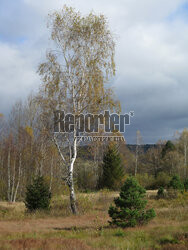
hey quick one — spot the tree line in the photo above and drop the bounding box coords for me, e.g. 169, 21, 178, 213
0, 100, 188, 201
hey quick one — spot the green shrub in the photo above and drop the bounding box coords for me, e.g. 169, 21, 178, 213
150, 172, 171, 189
135, 173, 155, 189
159, 236, 179, 245
114, 229, 126, 237
168, 175, 184, 193
108, 177, 156, 228
184, 179, 188, 192
157, 187, 165, 199
24, 176, 51, 211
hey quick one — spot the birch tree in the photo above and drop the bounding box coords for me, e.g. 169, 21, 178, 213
178, 129, 188, 177
0, 114, 5, 138
38, 6, 120, 214
135, 130, 142, 176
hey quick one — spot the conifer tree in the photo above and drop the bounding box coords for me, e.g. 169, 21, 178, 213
168, 175, 184, 192
100, 144, 124, 190
161, 140, 175, 158
24, 176, 51, 211
108, 177, 156, 227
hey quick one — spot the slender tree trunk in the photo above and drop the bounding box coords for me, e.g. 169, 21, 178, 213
68, 137, 77, 214
10, 159, 16, 202
68, 166, 77, 214
53, 134, 77, 214
13, 153, 22, 202
7, 150, 11, 201
39, 142, 44, 176
39, 160, 43, 176
49, 157, 53, 192
135, 130, 142, 177
135, 145, 138, 176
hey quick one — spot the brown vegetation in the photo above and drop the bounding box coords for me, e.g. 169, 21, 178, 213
0, 191, 188, 249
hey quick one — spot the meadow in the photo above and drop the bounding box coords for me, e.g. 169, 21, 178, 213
0, 190, 188, 249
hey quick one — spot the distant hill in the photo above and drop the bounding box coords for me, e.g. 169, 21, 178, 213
127, 144, 157, 153
77, 144, 157, 160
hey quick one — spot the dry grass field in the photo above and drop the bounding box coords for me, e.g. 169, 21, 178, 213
0, 190, 188, 249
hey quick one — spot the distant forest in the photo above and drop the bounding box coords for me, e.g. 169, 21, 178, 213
0, 100, 188, 202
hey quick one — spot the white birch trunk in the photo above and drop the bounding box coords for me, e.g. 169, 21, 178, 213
7, 150, 11, 202
10, 159, 16, 202
68, 135, 77, 214
54, 134, 77, 214
13, 153, 22, 202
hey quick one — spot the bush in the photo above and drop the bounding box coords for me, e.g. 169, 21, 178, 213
159, 236, 179, 245
108, 177, 156, 228
157, 187, 165, 199
150, 172, 171, 189
24, 176, 51, 211
168, 175, 184, 193
184, 179, 188, 192
135, 173, 155, 189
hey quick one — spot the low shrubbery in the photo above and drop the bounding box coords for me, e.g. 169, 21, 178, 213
168, 175, 184, 193
135, 172, 172, 190
184, 179, 188, 192
156, 175, 187, 200
135, 173, 155, 189
157, 187, 165, 199
150, 172, 171, 189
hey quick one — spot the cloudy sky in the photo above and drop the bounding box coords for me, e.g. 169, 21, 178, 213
1, 0, 188, 143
